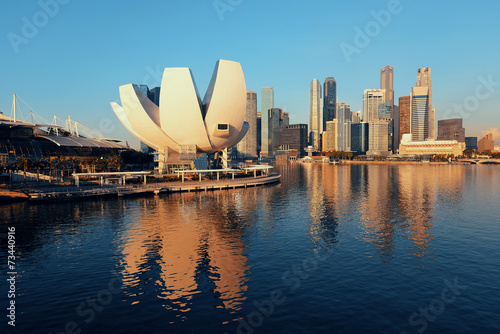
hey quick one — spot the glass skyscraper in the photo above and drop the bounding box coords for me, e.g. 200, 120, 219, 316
415, 68, 434, 140
411, 86, 430, 142
268, 108, 281, 156
323, 77, 336, 131
260, 87, 274, 156
351, 122, 369, 153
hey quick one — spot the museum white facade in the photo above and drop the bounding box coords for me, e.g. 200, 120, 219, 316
110, 59, 249, 172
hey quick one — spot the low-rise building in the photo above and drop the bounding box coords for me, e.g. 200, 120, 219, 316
398, 134, 465, 156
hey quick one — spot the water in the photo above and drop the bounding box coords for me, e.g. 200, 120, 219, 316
1, 163, 499, 334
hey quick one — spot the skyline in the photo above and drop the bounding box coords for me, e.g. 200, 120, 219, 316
1, 0, 499, 148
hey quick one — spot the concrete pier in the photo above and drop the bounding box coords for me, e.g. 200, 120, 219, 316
25, 174, 281, 202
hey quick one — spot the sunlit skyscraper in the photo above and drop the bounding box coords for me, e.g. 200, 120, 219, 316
412, 68, 434, 140
309, 79, 322, 150
367, 120, 391, 156
237, 90, 257, 157
336, 102, 351, 151
363, 89, 386, 122
260, 87, 274, 156
398, 96, 411, 147
380, 65, 394, 104
268, 107, 281, 156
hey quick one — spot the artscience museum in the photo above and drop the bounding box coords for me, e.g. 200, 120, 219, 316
110, 59, 249, 173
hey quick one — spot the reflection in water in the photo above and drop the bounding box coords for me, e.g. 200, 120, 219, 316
302, 164, 467, 264
1, 164, 497, 334
119, 191, 251, 316
303, 163, 340, 249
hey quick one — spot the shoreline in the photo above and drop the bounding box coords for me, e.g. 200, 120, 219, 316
0, 174, 281, 204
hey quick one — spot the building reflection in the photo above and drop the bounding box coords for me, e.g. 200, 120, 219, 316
304, 164, 340, 249
357, 165, 466, 263
359, 165, 399, 262
119, 190, 251, 314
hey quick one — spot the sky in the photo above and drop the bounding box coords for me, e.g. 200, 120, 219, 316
1, 0, 499, 149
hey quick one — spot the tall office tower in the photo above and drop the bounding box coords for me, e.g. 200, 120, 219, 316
465, 137, 478, 151
380, 65, 394, 104
323, 77, 337, 131
367, 120, 390, 156
437, 118, 465, 142
415, 68, 434, 139
399, 96, 411, 146
260, 87, 274, 156
393, 105, 400, 153
279, 124, 308, 157
351, 122, 369, 153
478, 133, 494, 152
256, 112, 262, 156
326, 120, 338, 151
351, 111, 361, 124
363, 89, 386, 122
309, 79, 322, 150
336, 102, 351, 151
268, 108, 282, 156
237, 90, 258, 158
410, 86, 430, 141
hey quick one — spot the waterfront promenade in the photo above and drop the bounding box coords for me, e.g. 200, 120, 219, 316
7, 173, 281, 202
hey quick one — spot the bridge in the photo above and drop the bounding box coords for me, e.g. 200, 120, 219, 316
457, 158, 500, 165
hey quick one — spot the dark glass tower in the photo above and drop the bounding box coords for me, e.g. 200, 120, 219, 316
323, 77, 336, 131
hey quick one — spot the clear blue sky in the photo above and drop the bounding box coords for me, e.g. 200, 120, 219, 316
1, 0, 499, 148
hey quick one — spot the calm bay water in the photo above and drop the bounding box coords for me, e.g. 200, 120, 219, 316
1, 163, 500, 334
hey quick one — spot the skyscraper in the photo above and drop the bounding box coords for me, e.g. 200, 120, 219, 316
380, 65, 394, 104
256, 112, 262, 155
323, 77, 336, 131
367, 120, 391, 156
399, 96, 411, 147
309, 79, 322, 150
260, 87, 274, 156
393, 104, 399, 153
415, 68, 434, 139
351, 122, 369, 153
410, 86, 430, 141
237, 90, 258, 157
363, 89, 386, 122
268, 108, 282, 156
326, 120, 338, 151
437, 118, 465, 143
279, 124, 308, 157
336, 102, 351, 151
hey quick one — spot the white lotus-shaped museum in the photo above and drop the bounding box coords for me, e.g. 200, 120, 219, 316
110, 59, 248, 155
